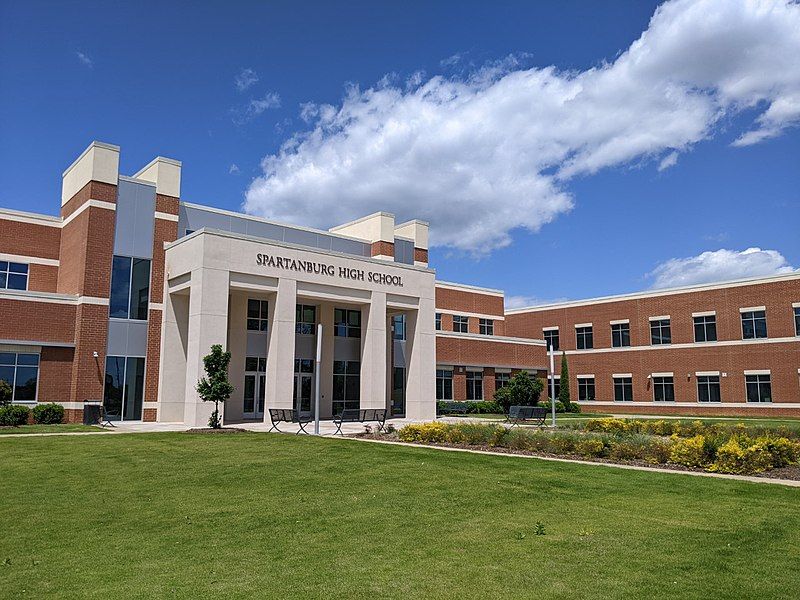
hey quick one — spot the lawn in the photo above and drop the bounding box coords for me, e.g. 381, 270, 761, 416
0, 423, 105, 435
1, 433, 799, 599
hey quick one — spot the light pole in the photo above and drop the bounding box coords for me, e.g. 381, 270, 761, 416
549, 345, 556, 427
314, 323, 322, 435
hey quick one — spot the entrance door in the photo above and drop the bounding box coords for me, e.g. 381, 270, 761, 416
243, 357, 266, 420
293, 359, 315, 416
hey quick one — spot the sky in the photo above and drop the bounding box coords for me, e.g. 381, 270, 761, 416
1, 0, 798, 307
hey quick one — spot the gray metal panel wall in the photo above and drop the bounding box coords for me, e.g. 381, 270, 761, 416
333, 337, 360, 362
246, 332, 268, 357
394, 238, 414, 265
107, 320, 149, 356
115, 179, 156, 258
393, 340, 406, 368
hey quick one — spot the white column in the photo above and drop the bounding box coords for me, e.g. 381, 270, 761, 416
360, 290, 387, 410
183, 267, 230, 427
319, 303, 335, 418
405, 297, 437, 420
265, 278, 296, 410
157, 290, 189, 422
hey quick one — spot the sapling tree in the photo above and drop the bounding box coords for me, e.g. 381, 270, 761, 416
196, 344, 234, 429
558, 351, 571, 410
493, 370, 544, 413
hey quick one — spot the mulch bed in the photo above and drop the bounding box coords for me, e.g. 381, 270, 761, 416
351, 432, 800, 481
185, 427, 249, 434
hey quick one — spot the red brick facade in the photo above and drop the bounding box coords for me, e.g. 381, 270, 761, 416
370, 240, 395, 257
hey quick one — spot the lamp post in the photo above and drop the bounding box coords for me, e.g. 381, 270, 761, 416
314, 323, 322, 435
549, 346, 556, 427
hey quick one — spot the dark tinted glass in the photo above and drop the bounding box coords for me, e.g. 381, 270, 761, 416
109, 256, 132, 318
129, 259, 151, 320
248, 299, 260, 319
103, 356, 125, 420
14, 367, 38, 401
123, 357, 145, 420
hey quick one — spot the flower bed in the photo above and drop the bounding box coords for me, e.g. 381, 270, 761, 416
388, 421, 800, 477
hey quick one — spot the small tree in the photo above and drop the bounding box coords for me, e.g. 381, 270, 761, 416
196, 344, 234, 429
494, 371, 544, 413
558, 351, 571, 410
0, 380, 11, 406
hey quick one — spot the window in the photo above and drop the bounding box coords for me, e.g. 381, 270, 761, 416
578, 377, 595, 401
103, 356, 145, 421
295, 304, 316, 334
652, 376, 675, 402
435, 313, 442, 331
576, 326, 593, 350
495, 372, 511, 390
247, 299, 269, 331
185, 229, 195, 236
391, 366, 405, 415
694, 315, 717, 342
741, 310, 767, 339
0, 352, 39, 402
793, 306, 799, 336
466, 370, 483, 400
0, 261, 28, 290
745, 373, 771, 403
613, 376, 633, 401
452, 315, 468, 333
332, 360, 360, 415
436, 369, 453, 400
334, 309, 361, 338
479, 318, 494, 336
697, 376, 721, 403
547, 376, 560, 400
392, 314, 406, 340
611, 323, 630, 348
650, 318, 671, 345
109, 256, 151, 320
244, 356, 267, 373
543, 329, 559, 351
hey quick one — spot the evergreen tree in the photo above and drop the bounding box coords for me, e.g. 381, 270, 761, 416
558, 351, 571, 409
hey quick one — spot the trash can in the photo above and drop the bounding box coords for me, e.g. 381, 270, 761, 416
83, 403, 101, 425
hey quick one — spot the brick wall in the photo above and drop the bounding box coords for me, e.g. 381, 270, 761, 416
370, 240, 395, 257
0, 298, 76, 343
38, 347, 74, 403
0, 218, 61, 260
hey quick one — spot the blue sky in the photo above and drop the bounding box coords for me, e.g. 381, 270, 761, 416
1, 0, 798, 305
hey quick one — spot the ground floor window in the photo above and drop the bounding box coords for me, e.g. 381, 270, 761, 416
436, 369, 453, 400
697, 375, 721, 402
578, 377, 594, 401
495, 372, 511, 390
243, 356, 266, 417
466, 370, 483, 400
103, 356, 145, 421
391, 367, 405, 415
613, 376, 633, 402
294, 359, 315, 413
333, 360, 360, 415
0, 352, 39, 402
745, 374, 771, 403
547, 375, 560, 400
652, 376, 674, 402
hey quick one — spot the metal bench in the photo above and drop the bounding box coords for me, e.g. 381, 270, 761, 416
505, 405, 547, 427
268, 408, 313, 434
333, 408, 387, 435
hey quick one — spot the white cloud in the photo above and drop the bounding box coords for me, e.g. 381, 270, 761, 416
231, 92, 281, 125
647, 248, 796, 289
229, 163, 240, 174
245, 0, 800, 253
235, 68, 259, 92
505, 295, 570, 310
76, 51, 93, 68
657, 151, 679, 171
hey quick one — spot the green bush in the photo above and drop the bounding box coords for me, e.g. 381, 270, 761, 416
669, 434, 709, 468
0, 404, 31, 426
493, 371, 544, 412
575, 437, 606, 458
32, 403, 65, 424
0, 380, 12, 406
709, 438, 773, 475
759, 437, 800, 468
436, 400, 503, 415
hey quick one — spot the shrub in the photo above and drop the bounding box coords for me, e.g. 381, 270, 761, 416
0, 380, 12, 406
32, 403, 65, 424
669, 434, 709, 468
398, 421, 449, 443
759, 437, 800, 468
0, 404, 31, 426
709, 438, 773, 475
558, 352, 571, 409
436, 401, 503, 415
493, 371, 544, 412
575, 437, 606, 458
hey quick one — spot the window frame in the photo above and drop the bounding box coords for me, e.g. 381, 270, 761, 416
452, 315, 469, 333
543, 328, 559, 351
247, 299, 269, 332
0, 351, 40, 402
740, 310, 768, 340
109, 255, 152, 321
576, 326, 593, 350
793, 306, 800, 337
577, 377, 595, 401
466, 370, 483, 400
495, 371, 511, 390
546, 375, 560, 400
693, 314, 717, 343
435, 368, 453, 400
649, 318, 671, 345
697, 375, 721, 403
479, 318, 494, 336
611, 322, 630, 348
332, 359, 360, 414
334, 308, 361, 338
652, 376, 675, 402
435, 312, 442, 331
613, 376, 633, 402
0, 261, 29, 291
295, 303, 316, 335
745, 373, 772, 403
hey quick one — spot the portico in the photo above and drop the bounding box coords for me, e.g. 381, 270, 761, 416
156, 228, 437, 427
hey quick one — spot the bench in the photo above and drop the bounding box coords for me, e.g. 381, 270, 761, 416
333, 408, 387, 435
505, 405, 547, 427
268, 408, 313, 434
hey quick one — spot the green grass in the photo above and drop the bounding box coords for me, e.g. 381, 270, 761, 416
1, 433, 799, 599
0, 423, 105, 435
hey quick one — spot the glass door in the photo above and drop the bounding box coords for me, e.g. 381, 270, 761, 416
244, 357, 266, 420
293, 359, 315, 416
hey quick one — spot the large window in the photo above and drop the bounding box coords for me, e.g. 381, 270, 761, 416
110, 256, 151, 320
543, 328, 559, 351
0, 261, 28, 290
697, 375, 721, 402
466, 370, 483, 400
611, 322, 630, 348
694, 315, 717, 342
613, 376, 633, 402
392, 314, 406, 340
295, 304, 316, 334
652, 376, 674, 402
745, 373, 771, 403
650, 318, 671, 345
547, 375, 560, 400
334, 309, 361, 338
247, 299, 269, 331
576, 326, 593, 350
332, 360, 360, 414
795, 306, 800, 336
452, 315, 468, 333
103, 356, 145, 421
479, 318, 494, 336
0, 352, 39, 402
741, 310, 767, 339
436, 369, 453, 400
578, 377, 595, 401
435, 313, 442, 331
495, 372, 511, 390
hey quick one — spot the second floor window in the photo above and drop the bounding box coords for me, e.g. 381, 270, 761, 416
795, 306, 800, 336
435, 313, 442, 330
741, 310, 767, 339
392, 314, 406, 340
0, 261, 28, 290
544, 329, 559, 351
247, 299, 269, 331
694, 315, 717, 342
295, 304, 316, 334
611, 323, 630, 348
334, 308, 361, 338
453, 315, 468, 333
576, 326, 593, 350
650, 318, 671, 345
110, 256, 150, 320
479, 318, 494, 335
